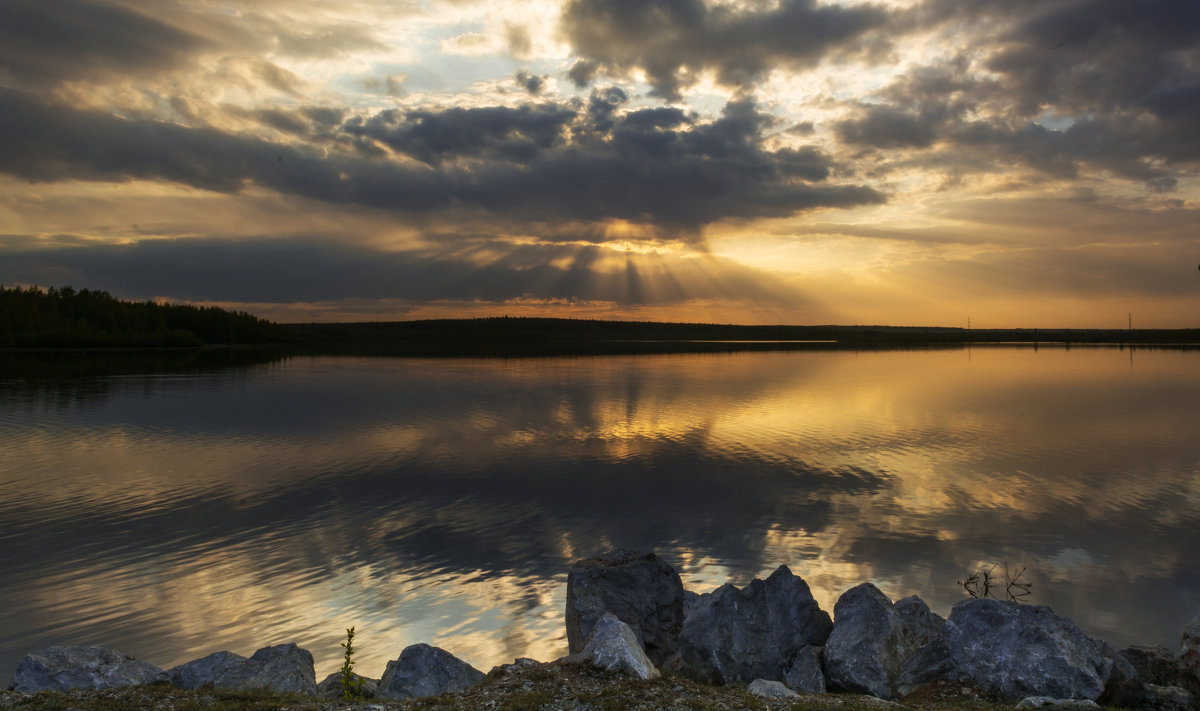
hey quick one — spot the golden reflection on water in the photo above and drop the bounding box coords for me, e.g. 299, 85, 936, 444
1, 348, 1199, 678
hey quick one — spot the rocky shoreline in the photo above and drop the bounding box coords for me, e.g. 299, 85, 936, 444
6, 550, 1200, 710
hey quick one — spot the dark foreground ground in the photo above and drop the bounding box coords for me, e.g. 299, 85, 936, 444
0, 662, 1062, 711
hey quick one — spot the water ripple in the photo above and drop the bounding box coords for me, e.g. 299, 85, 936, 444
2, 349, 1199, 677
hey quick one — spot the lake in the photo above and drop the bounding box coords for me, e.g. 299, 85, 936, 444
1, 347, 1198, 682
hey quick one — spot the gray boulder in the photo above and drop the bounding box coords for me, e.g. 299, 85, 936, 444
570, 612, 660, 679
168, 651, 246, 690
1015, 697, 1099, 709
9, 645, 168, 692
784, 645, 826, 693
1181, 613, 1200, 697
1140, 684, 1195, 711
668, 565, 833, 684
565, 549, 686, 667
240, 644, 316, 695
168, 644, 316, 695
1096, 641, 1141, 708
1119, 645, 1179, 688
824, 583, 924, 699
748, 678, 800, 698
376, 643, 484, 699
899, 598, 1113, 701
316, 671, 378, 699
894, 595, 946, 647
487, 657, 541, 677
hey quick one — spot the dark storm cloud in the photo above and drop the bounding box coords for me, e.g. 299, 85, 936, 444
225, 104, 350, 141
827, 0, 1200, 188
0, 0, 208, 86
835, 106, 939, 150
0, 88, 338, 195
0, 87, 883, 230
343, 104, 577, 165
834, 61, 979, 150
560, 0, 889, 99
246, 108, 313, 136
985, 0, 1200, 116
0, 234, 810, 307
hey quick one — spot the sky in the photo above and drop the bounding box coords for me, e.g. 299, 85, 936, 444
1, 0, 1198, 327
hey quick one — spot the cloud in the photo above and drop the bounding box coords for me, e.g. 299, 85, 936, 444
274, 22, 390, 59
515, 70, 547, 95
898, 242, 1200, 301
0, 233, 816, 309
0, 87, 884, 232
819, 0, 1200, 190
441, 31, 494, 55
506, 23, 534, 57
0, 0, 209, 87
343, 103, 577, 165
559, 0, 890, 99
984, 0, 1200, 115
835, 106, 939, 150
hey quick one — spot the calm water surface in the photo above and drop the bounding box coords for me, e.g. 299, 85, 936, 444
1, 348, 1198, 681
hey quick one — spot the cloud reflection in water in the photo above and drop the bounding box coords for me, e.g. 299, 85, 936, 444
1, 348, 1198, 680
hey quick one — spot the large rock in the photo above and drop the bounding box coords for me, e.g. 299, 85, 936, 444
1100, 643, 1178, 707
897, 635, 956, 696
241, 644, 316, 695
824, 583, 925, 699
784, 645, 826, 693
376, 643, 484, 699
487, 658, 541, 677
316, 671, 378, 699
565, 549, 686, 667
667, 565, 832, 684
1140, 684, 1195, 711
168, 651, 247, 690
1119, 645, 1179, 688
899, 598, 1113, 701
682, 590, 700, 619
894, 596, 945, 647
569, 612, 660, 680
1181, 613, 1200, 697
167, 644, 316, 695
1096, 641, 1141, 708
9, 646, 168, 692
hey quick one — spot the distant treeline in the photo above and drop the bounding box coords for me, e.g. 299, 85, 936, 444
289, 317, 1200, 356
0, 286, 291, 348
5, 288, 1198, 354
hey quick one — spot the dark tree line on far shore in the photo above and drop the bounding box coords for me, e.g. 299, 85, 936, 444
0, 286, 290, 348
5, 284, 1198, 353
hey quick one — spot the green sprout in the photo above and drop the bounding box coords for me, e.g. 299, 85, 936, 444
340, 626, 366, 700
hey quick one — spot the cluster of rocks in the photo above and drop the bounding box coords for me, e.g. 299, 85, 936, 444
562, 550, 1200, 709
5, 641, 481, 701
7, 549, 1200, 710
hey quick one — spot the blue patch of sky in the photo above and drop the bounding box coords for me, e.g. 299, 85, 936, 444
1033, 110, 1077, 132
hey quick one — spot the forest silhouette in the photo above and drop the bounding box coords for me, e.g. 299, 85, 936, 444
3, 285, 1197, 354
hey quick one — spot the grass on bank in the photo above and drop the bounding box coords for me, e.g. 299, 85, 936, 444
0, 667, 1057, 711
0, 685, 314, 711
